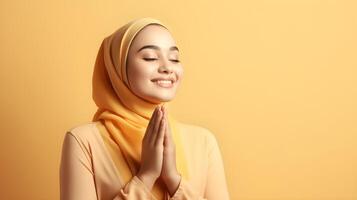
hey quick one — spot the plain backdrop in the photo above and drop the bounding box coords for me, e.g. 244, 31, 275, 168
0, 0, 356, 199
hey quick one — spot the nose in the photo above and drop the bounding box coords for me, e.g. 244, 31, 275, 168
158, 58, 173, 74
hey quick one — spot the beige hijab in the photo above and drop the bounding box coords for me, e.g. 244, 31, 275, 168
91, 17, 189, 199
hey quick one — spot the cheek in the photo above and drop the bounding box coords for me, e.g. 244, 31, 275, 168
129, 61, 155, 85
176, 66, 184, 80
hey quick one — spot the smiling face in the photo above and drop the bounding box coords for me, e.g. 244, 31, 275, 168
126, 24, 184, 104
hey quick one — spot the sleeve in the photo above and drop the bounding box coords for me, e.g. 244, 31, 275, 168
168, 177, 206, 200
114, 175, 157, 200
60, 132, 98, 200
60, 132, 156, 200
167, 131, 230, 200
203, 132, 230, 200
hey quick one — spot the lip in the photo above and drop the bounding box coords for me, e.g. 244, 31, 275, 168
151, 78, 175, 88
151, 77, 176, 82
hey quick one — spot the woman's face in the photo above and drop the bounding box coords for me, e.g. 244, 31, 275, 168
127, 24, 184, 104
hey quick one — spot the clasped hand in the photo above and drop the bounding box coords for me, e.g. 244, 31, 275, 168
137, 105, 181, 196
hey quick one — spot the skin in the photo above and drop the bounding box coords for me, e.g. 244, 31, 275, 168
126, 24, 184, 197
127, 24, 184, 104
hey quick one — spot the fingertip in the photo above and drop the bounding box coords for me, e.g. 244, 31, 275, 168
158, 108, 162, 117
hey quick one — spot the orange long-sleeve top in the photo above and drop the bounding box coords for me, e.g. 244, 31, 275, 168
59, 121, 230, 200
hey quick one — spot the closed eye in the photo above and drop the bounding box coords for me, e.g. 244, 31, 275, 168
143, 58, 158, 61
143, 58, 180, 63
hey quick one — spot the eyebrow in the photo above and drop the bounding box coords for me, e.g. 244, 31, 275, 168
137, 45, 179, 53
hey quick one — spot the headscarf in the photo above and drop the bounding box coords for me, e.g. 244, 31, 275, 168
91, 17, 189, 199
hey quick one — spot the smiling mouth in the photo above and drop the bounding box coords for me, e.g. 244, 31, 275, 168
151, 79, 174, 88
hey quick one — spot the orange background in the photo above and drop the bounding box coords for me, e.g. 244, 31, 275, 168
0, 0, 356, 199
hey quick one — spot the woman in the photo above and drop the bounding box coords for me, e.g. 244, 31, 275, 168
60, 17, 230, 200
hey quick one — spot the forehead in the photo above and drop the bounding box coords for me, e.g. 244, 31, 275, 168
130, 24, 176, 51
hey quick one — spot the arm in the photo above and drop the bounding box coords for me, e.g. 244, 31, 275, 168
168, 176, 207, 200
60, 132, 156, 200
203, 132, 230, 200
167, 131, 230, 200
114, 175, 157, 200
59, 132, 97, 200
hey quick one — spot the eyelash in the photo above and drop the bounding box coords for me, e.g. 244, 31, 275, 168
143, 58, 180, 63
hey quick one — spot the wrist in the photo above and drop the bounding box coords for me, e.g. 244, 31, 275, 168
136, 171, 157, 191
163, 173, 181, 197
162, 171, 180, 182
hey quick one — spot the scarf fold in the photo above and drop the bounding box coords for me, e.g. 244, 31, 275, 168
91, 17, 189, 200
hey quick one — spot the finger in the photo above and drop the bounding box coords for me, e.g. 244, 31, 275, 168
155, 113, 166, 146
162, 106, 170, 137
144, 106, 159, 140
150, 106, 162, 145
165, 113, 174, 144
164, 107, 171, 140
164, 120, 170, 145
163, 105, 168, 121
148, 106, 160, 130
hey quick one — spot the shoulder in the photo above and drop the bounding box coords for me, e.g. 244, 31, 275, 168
177, 121, 213, 137
176, 121, 218, 149
64, 121, 98, 146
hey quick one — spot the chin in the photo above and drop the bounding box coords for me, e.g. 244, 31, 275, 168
155, 96, 175, 102
146, 94, 175, 104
